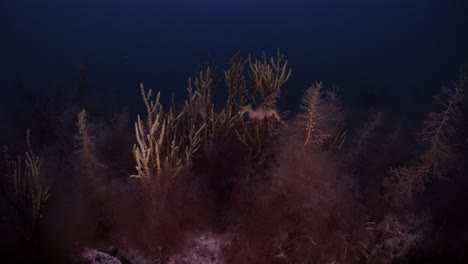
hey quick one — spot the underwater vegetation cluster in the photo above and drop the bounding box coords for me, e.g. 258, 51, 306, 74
0, 51, 467, 263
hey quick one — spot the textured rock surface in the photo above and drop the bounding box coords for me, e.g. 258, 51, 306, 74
79, 249, 122, 264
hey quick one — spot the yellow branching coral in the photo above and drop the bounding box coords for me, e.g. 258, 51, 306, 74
2, 130, 50, 239
224, 52, 248, 113
187, 67, 217, 139
132, 51, 292, 178
132, 84, 185, 184
248, 49, 291, 107
132, 79, 213, 184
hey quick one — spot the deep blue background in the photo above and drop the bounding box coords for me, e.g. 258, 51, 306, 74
1, 0, 468, 110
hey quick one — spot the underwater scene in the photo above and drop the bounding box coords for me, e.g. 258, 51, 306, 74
1, 1, 468, 263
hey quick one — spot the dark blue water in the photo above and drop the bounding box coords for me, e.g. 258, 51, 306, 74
1, 0, 468, 108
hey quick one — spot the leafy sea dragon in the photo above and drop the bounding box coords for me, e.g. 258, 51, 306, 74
239, 91, 284, 123
239, 103, 283, 123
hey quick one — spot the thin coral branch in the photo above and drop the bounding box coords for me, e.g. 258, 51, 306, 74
388, 66, 467, 201
355, 111, 383, 151
2, 130, 50, 240
75, 110, 107, 180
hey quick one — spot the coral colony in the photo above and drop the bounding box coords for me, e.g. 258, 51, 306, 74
1, 51, 467, 263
